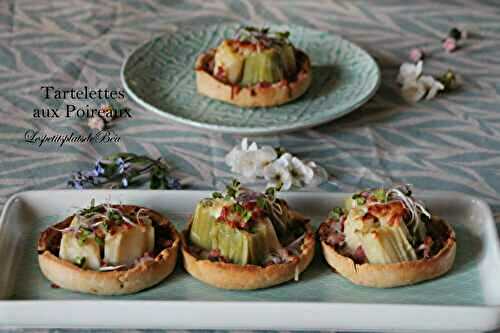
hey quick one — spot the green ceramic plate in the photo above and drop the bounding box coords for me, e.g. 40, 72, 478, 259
121, 24, 380, 135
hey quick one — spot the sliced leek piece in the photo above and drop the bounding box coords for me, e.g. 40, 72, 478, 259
214, 40, 245, 84
241, 49, 284, 86
104, 224, 154, 266
277, 43, 296, 78
59, 218, 101, 270
189, 201, 281, 265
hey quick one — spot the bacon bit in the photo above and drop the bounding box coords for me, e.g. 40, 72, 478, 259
258, 82, 272, 89
278, 80, 288, 87
207, 59, 215, 73
362, 213, 377, 224
189, 245, 203, 256
368, 201, 406, 226
94, 228, 105, 239
418, 236, 434, 258
339, 215, 346, 232
217, 206, 230, 221
252, 209, 262, 219
250, 89, 256, 97
50, 283, 60, 289
230, 39, 257, 52
231, 85, 242, 99
214, 66, 226, 81
243, 201, 256, 210
207, 249, 231, 263
326, 232, 345, 248
352, 246, 367, 264
163, 239, 173, 248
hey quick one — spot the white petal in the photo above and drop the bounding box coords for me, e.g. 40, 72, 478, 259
418, 76, 444, 100
241, 138, 249, 151
401, 80, 426, 103
225, 146, 241, 168
291, 157, 314, 184
280, 169, 293, 190
238, 151, 258, 178
262, 163, 277, 181
307, 162, 328, 186
247, 141, 258, 151
397, 61, 422, 84
417, 75, 434, 89
254, 146, 278, 176
426, 83, 444, 100
274, 153, 292, 169
415, 61, 423, 77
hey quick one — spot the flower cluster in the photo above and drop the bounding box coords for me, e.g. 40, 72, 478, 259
68, 152, 181, 190
408, 26, 470, 62
400, 26, 471, 102
225, 138, 328, 190
397, 61, 445, 103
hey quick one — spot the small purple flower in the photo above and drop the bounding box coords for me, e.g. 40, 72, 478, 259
409, 48, 424, 62
94, 161, 105, 176
68, 179, 84, 190
116, 158, 130, 174
121, 177, 129, 188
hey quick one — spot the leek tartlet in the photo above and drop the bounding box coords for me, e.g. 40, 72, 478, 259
195, 27, 312, 107
37, 201, 180, 295
181, 180, 315, 290
318, 186, 456, 288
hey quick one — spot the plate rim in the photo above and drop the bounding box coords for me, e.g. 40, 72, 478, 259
120, 24, 381, 135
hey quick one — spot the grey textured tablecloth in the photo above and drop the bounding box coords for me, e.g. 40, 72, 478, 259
1, 0, 499, 331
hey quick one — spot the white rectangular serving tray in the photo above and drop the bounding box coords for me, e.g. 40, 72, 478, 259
0, 190, 499, 331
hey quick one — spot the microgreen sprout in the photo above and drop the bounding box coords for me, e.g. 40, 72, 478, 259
328, 207, 345, 220
74, 256, 86, 268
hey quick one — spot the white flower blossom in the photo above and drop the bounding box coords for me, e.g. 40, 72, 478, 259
419, 75, 445, 100
225, 138, 260, 178
398, 61, 445, 102
225, 138, 328, 190
263, 154, 292, 190
397, 61, 423, 85
254, 145, 277, 177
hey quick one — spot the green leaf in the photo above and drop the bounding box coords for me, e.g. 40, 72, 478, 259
77, 229, 92, 246
212, 192, 223, 199
275, 31, 290, 39
373, 188, 386, 202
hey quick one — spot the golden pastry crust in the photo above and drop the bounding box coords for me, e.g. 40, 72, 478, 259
320, 218, 456, 288
37, 205, 180, 295
181, 220, 315, 290
195, 49, 312, 108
